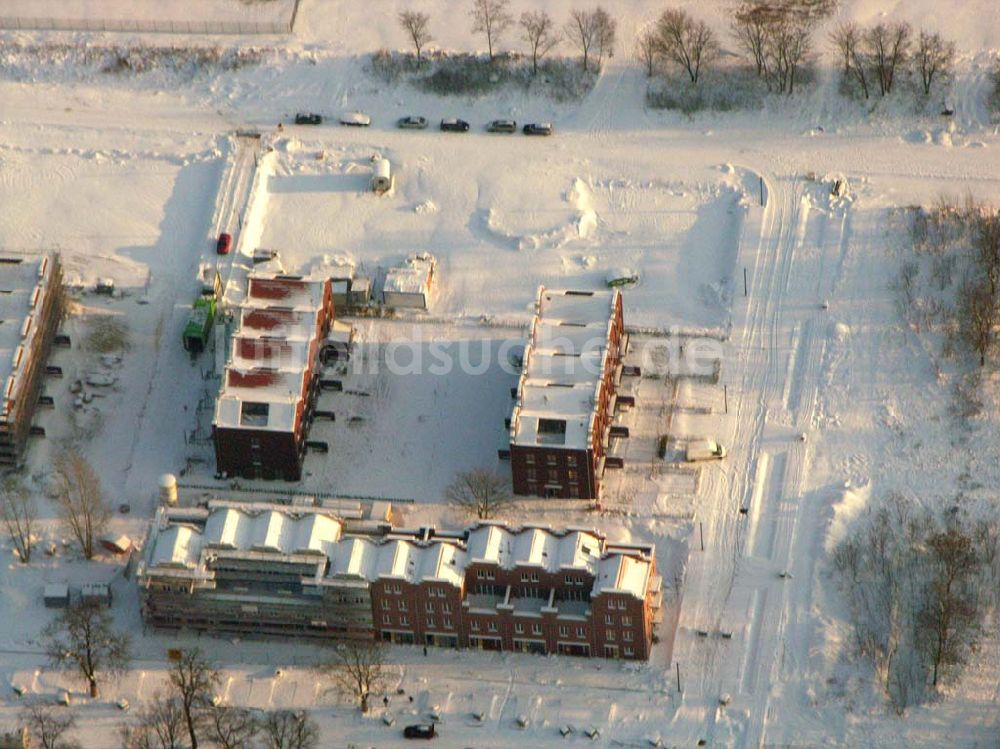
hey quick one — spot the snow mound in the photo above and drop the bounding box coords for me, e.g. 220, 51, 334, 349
415, 200, 438, 214
824, 482, 870, 555
568, 177, 597, 239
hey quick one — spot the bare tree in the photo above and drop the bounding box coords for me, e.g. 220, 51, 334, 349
470, 0, 513, 61
732, 2, 775, 78
22, 704, 78, 749
866, 21, 911, 96
654, 8, 718, 84
446, 468, 514, 520
915, 30, 955, 96
320, 640, 386, 713
830, 21, 869, 97
260, 711, 318, 749
565, 9, 601, 73
120, 695, 186, 749
168, 648, 221, 749
520, 11, 559, 75
763, 14, 813, 94
958, 275, 996, 367
593, 7, 617, 69
206, 707, 259, 749
43, 601, 131, 698
398, 11, 433, 65
51, 449, 109, 560
1, 481, 36, 563
636, 29, 658, 77
918, 528, 982, 687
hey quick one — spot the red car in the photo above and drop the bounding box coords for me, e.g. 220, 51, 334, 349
216, 232, 232, 255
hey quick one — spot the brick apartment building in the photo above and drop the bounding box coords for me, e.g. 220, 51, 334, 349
0, 253, 63, 465
212, 272, 333, 481
139, 505, 662, 660
507, 287, 628, 500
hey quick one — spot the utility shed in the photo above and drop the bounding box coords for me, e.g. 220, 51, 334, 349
81, 583, 112, 608
43, 582, 70, 608
382, 253, 435, 310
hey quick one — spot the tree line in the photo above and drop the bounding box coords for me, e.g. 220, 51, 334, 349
637, 2, 955, 99
398, 0, 617, 73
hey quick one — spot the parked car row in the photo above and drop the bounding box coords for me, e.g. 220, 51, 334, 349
293, 112, 553, 136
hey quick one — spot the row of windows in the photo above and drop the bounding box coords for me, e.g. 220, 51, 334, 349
524, 469, 579, 482
382, 614, 456, 629
524, 454, 578, 467
605, 630, 634, 642
604, 614, 633, 626
380, 600, 453, 613
382, 583, 450, 597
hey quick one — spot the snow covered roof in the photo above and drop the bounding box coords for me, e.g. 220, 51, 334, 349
510, 287, 620, 450
0, 254, 57, 423
213, 271, 330, 434
383, 253, 435, 296
141, 508, 655, 600
592, 553, 652, 601
465, 524, 603, 575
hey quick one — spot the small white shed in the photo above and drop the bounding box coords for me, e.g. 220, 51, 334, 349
371, 158, 393, 194
382, 253, 435, 310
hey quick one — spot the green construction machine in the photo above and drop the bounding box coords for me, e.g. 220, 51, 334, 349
183, 296, 216, 354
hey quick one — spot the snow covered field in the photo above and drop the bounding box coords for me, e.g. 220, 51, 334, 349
1, 0, 999, 747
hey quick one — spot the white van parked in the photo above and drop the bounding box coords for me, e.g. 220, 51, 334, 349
685, 438, 727, 462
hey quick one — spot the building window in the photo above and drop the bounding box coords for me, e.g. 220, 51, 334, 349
444, 617, 453, 629
471, 621, 480, 631
567, 469, 578, 481
531, 623, 542, 635
427, 617, 435, 629
604, 614, 614, 625
487, 621, 498, 632
521, 573, 530, 583
607, 630, 616, 641
526, 468, 537, 480
618, 600, 627, 610
546, 454, 558, 466
381, 600, 391, 610
567, 456, 577, 467
400, 616, 409, 626
624, 646, 635, 657
576, 627, 585, 638
514, 622, 524, 634
525, 454, 535, 465
391, 583, 402, 594
382, 614, 391, 624
623, 631, 634, 642
442, 603, 451, 613
398, 600, 408, 612
426, 602, 434, 613
559, 625, 569, 637
548, 469, 559, 482
565, 575, 574, 586
622, 616, 632, 626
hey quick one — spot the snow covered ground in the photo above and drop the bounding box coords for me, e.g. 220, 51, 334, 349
1, 0, 999, 746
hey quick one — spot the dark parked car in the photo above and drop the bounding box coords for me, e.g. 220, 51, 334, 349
487, 119, 517, 133
404, 724, 436, 739
398, 116, 429, 129
294, 113, 322, 125
216, 232, 232, 255
440, 118, 470, 132
523, 122, 553, 136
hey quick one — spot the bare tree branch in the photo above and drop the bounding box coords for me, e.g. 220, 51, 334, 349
168, 647, 221, 749
653, 8, 718, 84
43, 601, 131, 698
206, 707, 259, 749
916, 30, 955, 96
469, 0, 513, 61
260, 710, 319, 749
635, 30, 658, 78
1, 481, 36, 563
318, 640, 386, 713
398, 11, 433, 65
51, 449, 109, 560
520, 10, 559, 75
21, 704, 78, 749
446, 468, 514, 520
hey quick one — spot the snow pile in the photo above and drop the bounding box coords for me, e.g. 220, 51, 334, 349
824, 482, 870, 555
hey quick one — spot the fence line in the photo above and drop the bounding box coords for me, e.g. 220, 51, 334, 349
0, 14, 297, 35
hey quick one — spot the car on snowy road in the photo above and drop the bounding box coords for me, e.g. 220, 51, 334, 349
523, 122, 553, 136
487, 119, 517, 133
216, 232, 232, 255
403, 724, 436, 739
440, 118, 470, 132
339, 111, 371, 127
398, 116, 429, 129
294, 113, 322, 125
